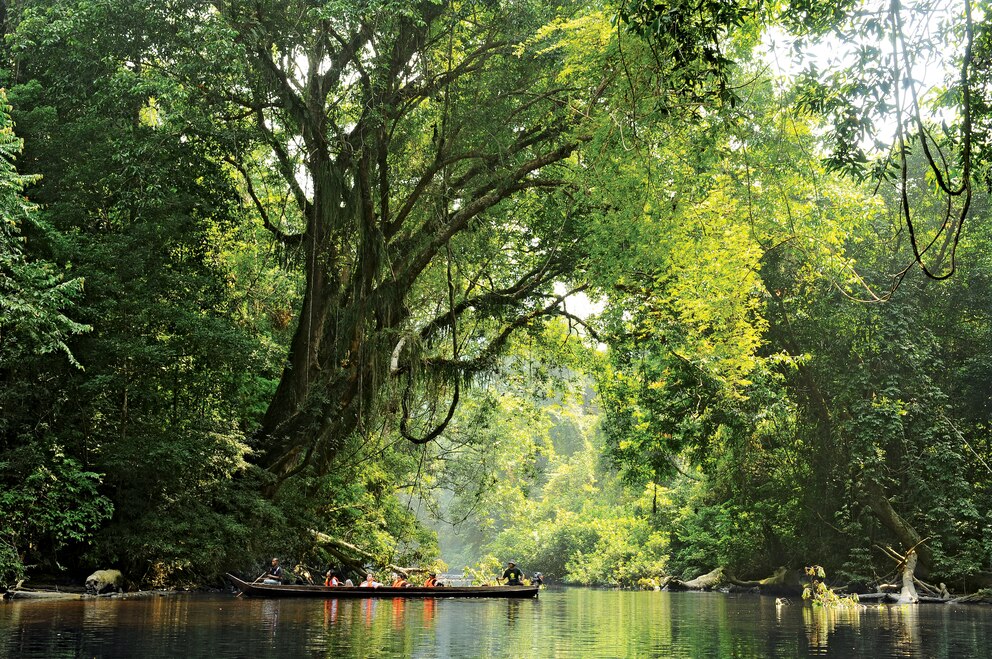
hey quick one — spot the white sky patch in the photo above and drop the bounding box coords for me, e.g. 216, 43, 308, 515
760, 2, 961, 152
553, 282, 606, 320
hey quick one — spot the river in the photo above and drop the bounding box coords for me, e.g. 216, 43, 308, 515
2, 588, 991, 657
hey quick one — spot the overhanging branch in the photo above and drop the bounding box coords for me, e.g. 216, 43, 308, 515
224, 156, 304, 247
425, 283, 590, 376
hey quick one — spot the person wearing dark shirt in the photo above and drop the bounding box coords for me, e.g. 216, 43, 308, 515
500, 561, 523, 586
263, 558, 283, 584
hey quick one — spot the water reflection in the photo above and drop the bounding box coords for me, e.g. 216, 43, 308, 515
803, 604, 862, 654
3, 590, 991, 658
323, 598, 338, 626
260, 598, 280, 642
879, 605, 922, 658
801, 602, 930, 657
422, 597, 435, 628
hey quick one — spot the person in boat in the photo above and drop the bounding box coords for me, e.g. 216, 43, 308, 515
532, 572, 544, 586
263, 558, 283, 584
324, 570, 342, 587
391, 573, 411, 588
500, 561, 523, 586
423, 573, 443, 588
359, 572, 383, 588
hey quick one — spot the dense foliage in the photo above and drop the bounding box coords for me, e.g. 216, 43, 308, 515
1, 0, 991, 593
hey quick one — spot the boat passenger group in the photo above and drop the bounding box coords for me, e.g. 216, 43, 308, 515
261, 558, 543, 588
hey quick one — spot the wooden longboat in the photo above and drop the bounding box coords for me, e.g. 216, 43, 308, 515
226, 574, 539, 599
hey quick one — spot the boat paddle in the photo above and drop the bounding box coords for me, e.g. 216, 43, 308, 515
235, 572, 267, 598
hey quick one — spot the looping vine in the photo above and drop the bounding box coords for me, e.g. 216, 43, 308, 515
399, 243, 460, 445
890, 0, 973, 282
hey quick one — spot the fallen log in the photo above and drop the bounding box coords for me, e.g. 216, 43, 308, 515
113, 590, 175, 599
683, 567, 727, 590
857, 592, 950, 604
664, 567, 726, 591
911, 576, 943, 598
665, 566, 802, 596
728, 566, 804, 596
312, 531, 429, 579
857, 592, 896, 603
950, 589, 992, 605
6, 589, 82, 601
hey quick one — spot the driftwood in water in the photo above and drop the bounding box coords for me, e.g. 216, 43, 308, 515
5, 587, 179, 602
950, 589, 992, 604
858, 592, 895, 602
665, 566, 802, 596
663, 567, 727, 591
5, 589, 81, 601
116, 590, 176, 599
682, 567, 727, 590
728, 566, 803, 596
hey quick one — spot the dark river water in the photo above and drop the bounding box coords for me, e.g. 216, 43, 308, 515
2, 588, 991, 657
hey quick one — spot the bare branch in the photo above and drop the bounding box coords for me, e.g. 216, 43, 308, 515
398, 141, 581, 287
224, 156, 304, 247
426, 284, 590, 376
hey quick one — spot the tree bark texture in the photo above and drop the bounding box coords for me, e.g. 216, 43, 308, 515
899, 549, 919, 603
864, 482, 933, 579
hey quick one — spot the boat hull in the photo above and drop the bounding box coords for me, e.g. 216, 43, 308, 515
226, 574, 538, 599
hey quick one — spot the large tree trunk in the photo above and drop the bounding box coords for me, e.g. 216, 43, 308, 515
864, 482, 933, 579
899, 549, 920, 603
204, 2, 590, 488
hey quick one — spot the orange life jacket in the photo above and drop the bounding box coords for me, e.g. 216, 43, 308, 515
325, 575, 340, 586
424, 576, 437, 587
392, 578, 407, 588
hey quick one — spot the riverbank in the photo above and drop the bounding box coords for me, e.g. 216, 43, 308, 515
3, 587, 184, 602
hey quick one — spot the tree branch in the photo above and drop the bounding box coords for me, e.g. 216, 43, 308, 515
253, 108, 313, 218
396, 38, 511, 103
223, 156, 304, 247
312, 531, 428, 577
397, 141, 580, 288
385, 151, 487, 239
426, 283, 589, 376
